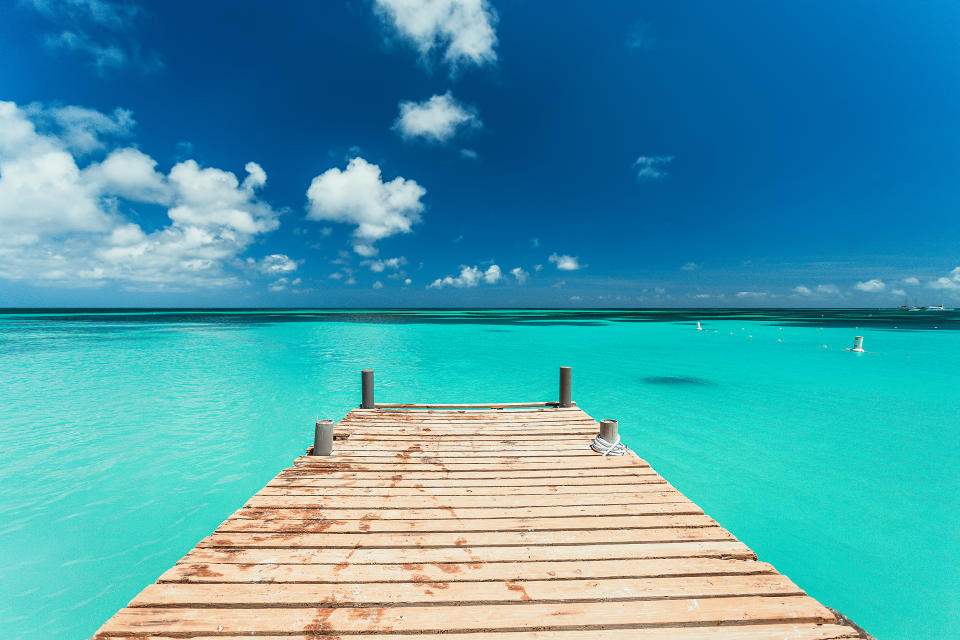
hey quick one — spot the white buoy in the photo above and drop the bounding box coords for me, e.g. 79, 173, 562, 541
696, 321, 703, 331
849, 336, 865, 352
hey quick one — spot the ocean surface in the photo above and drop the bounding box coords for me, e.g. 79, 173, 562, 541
0, 308, 958, 639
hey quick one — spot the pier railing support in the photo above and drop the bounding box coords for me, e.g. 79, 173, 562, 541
599, 419, 618, 443
361, 369, 375, 408
313, 419, 334, 456
559, 366, 572, 407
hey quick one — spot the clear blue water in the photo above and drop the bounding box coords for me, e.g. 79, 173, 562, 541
1, 308, 958, 639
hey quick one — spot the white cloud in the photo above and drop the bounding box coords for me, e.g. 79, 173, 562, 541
404, 278, 412, 285
460, 148, 478, 160
892, 288, 906, 296
928, 267, 960, 291
255, 254, 298, 275
27, 103, 135, 154
903, 276, 920, 286
363, 256, 407, 272
681, 262, 699, 271
372, 280, 384, 289
736, 291, 767, 298
793, 283, 841, 297
428, 263, 501, 288
306, 157, 425, 255
694, 293, 712, 299
510, 267, 528, 284
855, 279, 886, 292
0, 99, 280, 290
633, 155, 673, 180
569, 295, 581, 301
393, 92, 480, 143
373, 0, 498, 70
549, 253, 581, 271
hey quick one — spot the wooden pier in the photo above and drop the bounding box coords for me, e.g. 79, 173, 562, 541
93, 370, 865, 638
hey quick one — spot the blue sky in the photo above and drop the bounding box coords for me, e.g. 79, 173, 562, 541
1, 0, 959, 307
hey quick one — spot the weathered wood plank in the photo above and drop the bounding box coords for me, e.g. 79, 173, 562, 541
158, 557, 777, 584
130, 574, 805, 607
92, 625, 863, 640
199, 527, 735, 549
232, 502, 704, 520
244, 491, 686, 509
256, 483, 672, 496
216, 513, 718, 533
182, 540, 757, 565
95, 596, 837, 635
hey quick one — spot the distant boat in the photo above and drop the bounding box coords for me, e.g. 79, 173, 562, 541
903, 296, 951, 311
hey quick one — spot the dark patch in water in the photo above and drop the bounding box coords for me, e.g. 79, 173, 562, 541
643, 376, 713, 386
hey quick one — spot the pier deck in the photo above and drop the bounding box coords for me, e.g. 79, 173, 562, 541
93, 406, 863, 638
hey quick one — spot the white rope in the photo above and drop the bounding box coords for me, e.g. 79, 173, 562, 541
591, 433, 626, 456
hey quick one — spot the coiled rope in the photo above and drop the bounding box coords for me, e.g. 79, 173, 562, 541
590, 433, 626, 456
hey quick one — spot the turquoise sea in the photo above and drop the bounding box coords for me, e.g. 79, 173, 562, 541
0, 308, 958, 639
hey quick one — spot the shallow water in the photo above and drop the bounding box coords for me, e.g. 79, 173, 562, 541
0, 308, 957, 639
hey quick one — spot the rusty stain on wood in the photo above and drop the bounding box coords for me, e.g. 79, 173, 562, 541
91, 406, 865, 639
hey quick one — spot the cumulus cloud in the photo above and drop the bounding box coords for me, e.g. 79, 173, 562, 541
363, 256, 407, 272
903, 276, 920, 286
306, 157, 425, 256
855, 279, 886, 292
393, 92, 480, 143
373, 0, 498, 70
460, 148, 478, 160
736, 291, 768, 298
633, 155, 673, 180
254, 254, 299, 274
549, 253, 581, 271
510, 267, 528, 284
928, 267, 960, 291
372, 280, 384, 289
793, 283, 841, 297
428, 263, 500, 288
0, 99, 280, 290
681, 262, 699, 271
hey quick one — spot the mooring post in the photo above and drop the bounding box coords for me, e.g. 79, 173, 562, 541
361, 369, 375, 408
559, 366, 572, 407
313, 419, 334, 456
599, 419, 618, 443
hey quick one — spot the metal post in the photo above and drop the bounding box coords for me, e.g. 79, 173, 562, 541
361, 369, 375, 408
558, 366, 572, 407
313, 419, 334, 456
599, 419, 618, 443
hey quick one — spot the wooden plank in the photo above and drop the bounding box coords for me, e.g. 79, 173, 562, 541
255, 483, 672, 496
91, 625, 863, 640
182, 540, 756, 564
216, 514, 719, 533
276, 468, 655, 480
199, 527, 734, 549
266, 474, 662, 487
94, 596, 837, 635
130, 574, 805, 607
233, 503, 705, 520
244, 491, 686, 509
158, 557, 777, 584
372, 401, 573, 409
